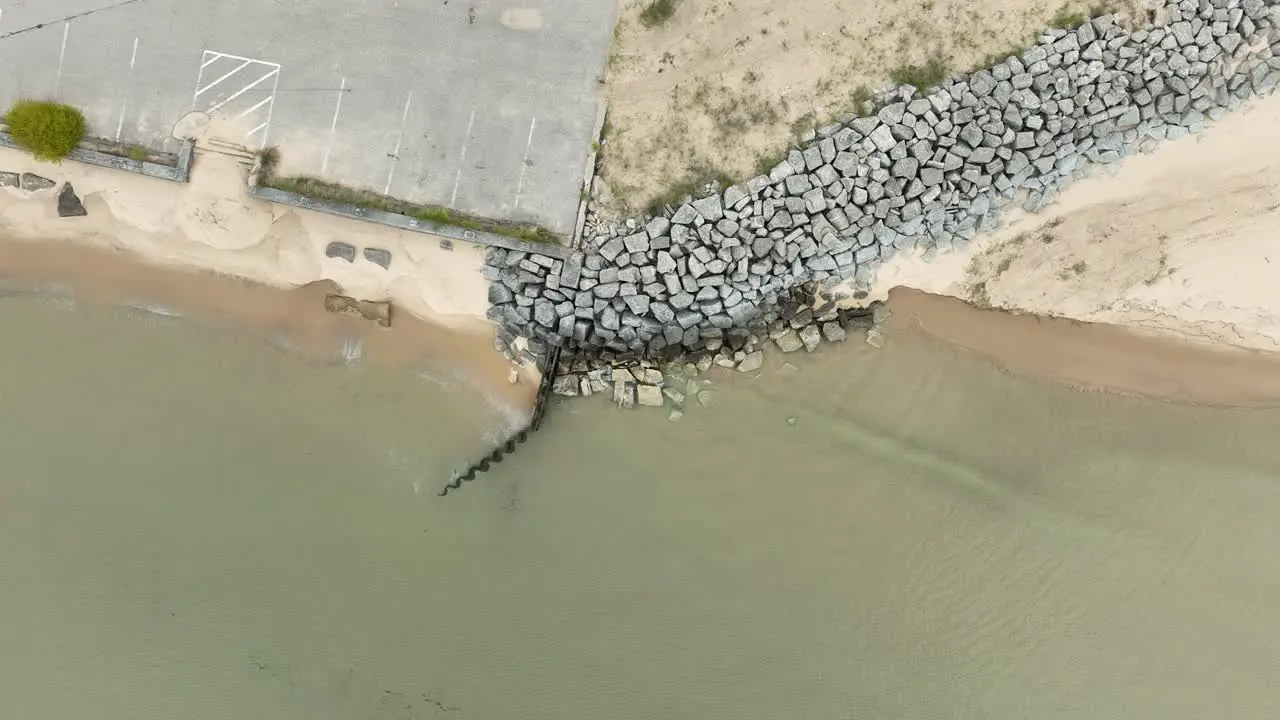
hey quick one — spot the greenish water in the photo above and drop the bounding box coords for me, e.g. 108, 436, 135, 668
3, 294, 1280, 719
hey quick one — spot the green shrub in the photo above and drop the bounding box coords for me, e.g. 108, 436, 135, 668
256, 145, 280, 179
1049, 5, 1088, 29
889, 55, 951, 91
5, 100, 85, 162
639, 0, 680, 27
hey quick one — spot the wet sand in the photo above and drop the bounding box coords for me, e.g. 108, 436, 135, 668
0, 233, 536, 413
887, 287, 1280, 408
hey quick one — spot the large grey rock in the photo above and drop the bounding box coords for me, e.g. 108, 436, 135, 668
488, 282, 514, 304
635, 384, 665, 407
552, 374, 580, 397
623, 232, 650, 253
20, 173, 55, 192
623, 294, 650, 315
645, 216, 671, 238
56, 183, 87, 218
325, 241, 357, 262
613, 380, 636, 408
0, 171, 18, 188
723, 184, 748, 208
737, 350, 764, 372
362, 247, 392, 269
774, 329, 804, 353
692, 194, 724, 222
599, 238, 625, 262
799, 324, 822, 352
533, 300, 557, 327
868, 125, 897, 152
671, 204, 698, 224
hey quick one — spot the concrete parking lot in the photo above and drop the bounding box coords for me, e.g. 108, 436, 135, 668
0, 0, 616, 236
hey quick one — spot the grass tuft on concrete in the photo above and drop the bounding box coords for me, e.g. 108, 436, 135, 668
4, 100, 85, 162
256, 145, 280, 179
266, 175, 562, 245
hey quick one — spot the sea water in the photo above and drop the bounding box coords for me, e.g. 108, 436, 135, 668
2, 294, 1279, 719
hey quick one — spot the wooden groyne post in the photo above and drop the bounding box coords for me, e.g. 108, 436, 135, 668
438, 346, 562, 496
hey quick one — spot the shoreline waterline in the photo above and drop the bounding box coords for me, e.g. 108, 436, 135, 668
885, 287, 1280, 408
5, 220, 1280, 412
0, 231, 537, 415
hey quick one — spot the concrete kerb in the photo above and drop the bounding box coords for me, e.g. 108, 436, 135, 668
572, 100, 609, 250
248, 185, 576, 260
0, 132, 195, 183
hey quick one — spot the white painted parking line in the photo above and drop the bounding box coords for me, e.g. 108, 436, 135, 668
321, 76, 346, 174
115, 37, 139, 142
256, 70, 281, 146
450, 107, 477, 208
512, 116, 537, 210
54, 22, 69, 98
384, 90, 413, 195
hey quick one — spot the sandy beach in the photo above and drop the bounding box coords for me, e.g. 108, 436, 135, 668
0, 141, 537, 410
0, 144, 494, 329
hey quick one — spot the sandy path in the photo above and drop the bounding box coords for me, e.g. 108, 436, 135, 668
866, 90, 1280, 356
595, 0, 1144, 214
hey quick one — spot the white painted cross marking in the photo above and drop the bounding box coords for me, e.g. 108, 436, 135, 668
512, 116, 537, 210
191, 50, 282, 149
384, 90, 413, 195
115, 37, 139, 142
196, 60, 251, 100
450, 108, 477, 208
321, 76, 346, 175
54, 22, 69, 98
233, 95, 273, 122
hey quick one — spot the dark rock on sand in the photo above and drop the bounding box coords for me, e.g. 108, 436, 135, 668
324, 294, 392, 328
21, 173, 56, 192
325, 241, 357, 262
57, 183, 87, 217
363, 247, 393, 269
